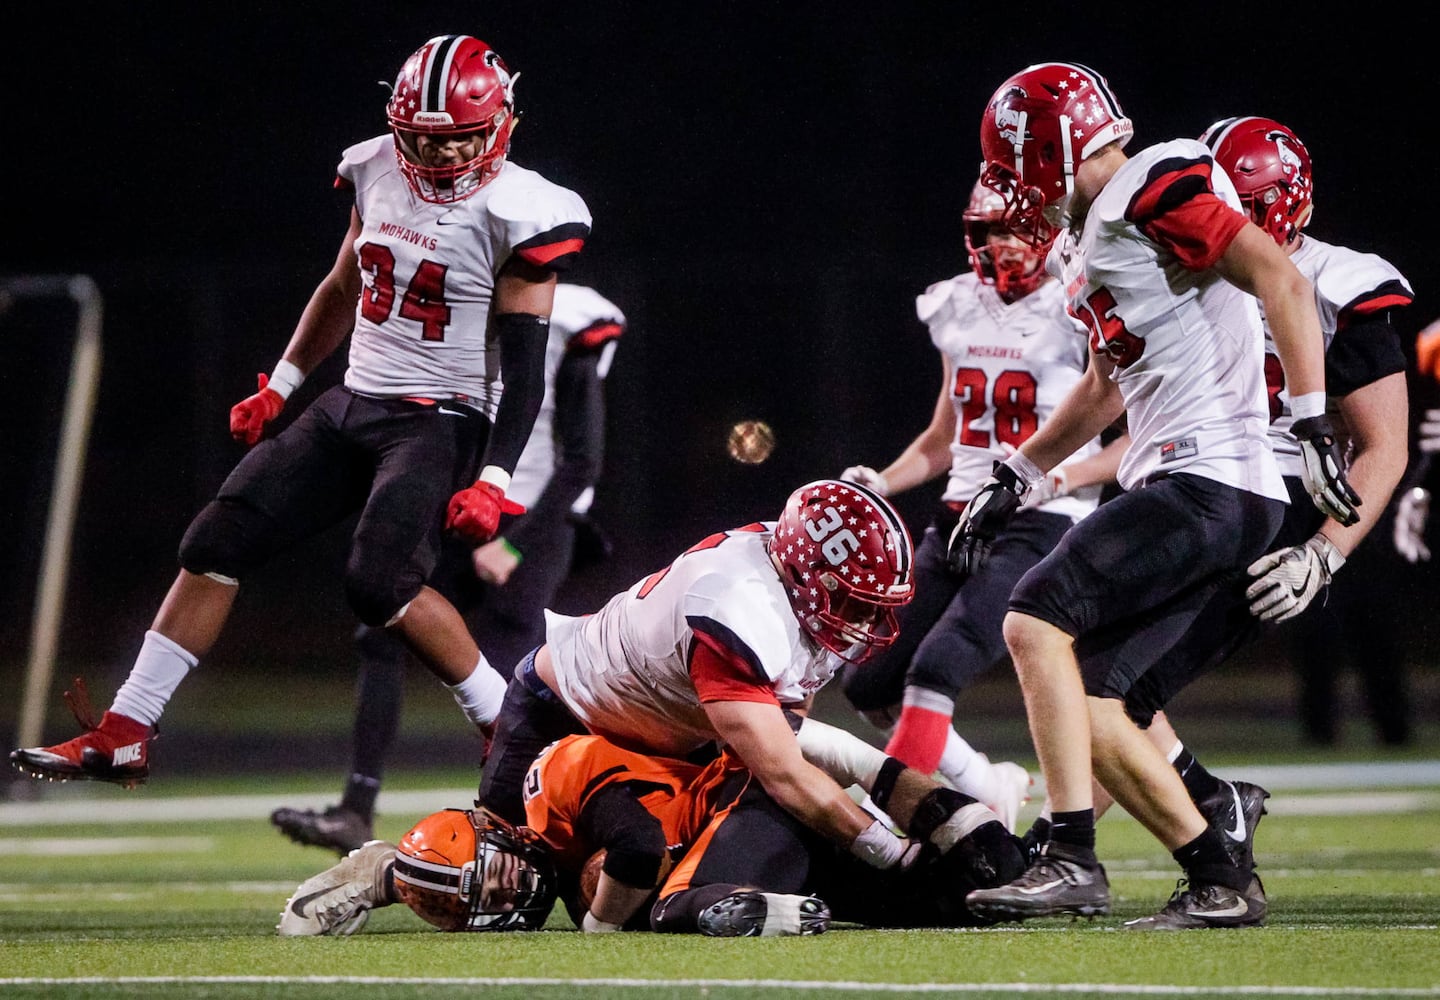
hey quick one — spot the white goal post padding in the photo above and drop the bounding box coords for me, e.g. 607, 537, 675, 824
5, 275, 103, 755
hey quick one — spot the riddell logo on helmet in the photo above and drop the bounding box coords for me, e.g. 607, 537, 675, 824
413, 111, 455, 126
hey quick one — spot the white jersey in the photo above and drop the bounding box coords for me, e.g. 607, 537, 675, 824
1049, 139, 1285, 500
1262, 236, 1413, 477
337, 136, 592, 416
507, 285, 626, 510
918, 272, 1099, 522
544, 524, 838, 758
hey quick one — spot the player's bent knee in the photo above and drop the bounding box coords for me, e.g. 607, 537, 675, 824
177, 499, 275, 579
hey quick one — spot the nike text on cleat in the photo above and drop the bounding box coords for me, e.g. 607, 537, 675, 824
271, 805, 374, 856
9, 711, 154, 788
697, 891, 831, 937
1195, 780, 1270, 871
964, 840, 1110, 921
277, 840, 396, 937
1124, 876, 1267, 930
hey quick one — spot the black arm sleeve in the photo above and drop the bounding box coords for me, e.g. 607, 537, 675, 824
481, 312, 550, 478
1325, 310, 1408, 397
505, 347, 606, 555
577, 783, 667, 889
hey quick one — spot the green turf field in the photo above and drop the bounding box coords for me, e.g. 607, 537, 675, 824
1, 769, 1436, 1000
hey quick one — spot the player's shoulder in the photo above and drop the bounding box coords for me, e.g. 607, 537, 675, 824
1294, 236, 1414, 308
553, 284, 627, 337
486, 161, 592, 228
916, 271, 982, 324
336, 134, 395, 181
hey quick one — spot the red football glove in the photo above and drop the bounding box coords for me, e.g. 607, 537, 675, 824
446, 480, 526, 544
229, 373, 285, 447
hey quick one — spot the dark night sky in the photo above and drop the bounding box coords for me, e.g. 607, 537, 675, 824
3, 2, 1436, 674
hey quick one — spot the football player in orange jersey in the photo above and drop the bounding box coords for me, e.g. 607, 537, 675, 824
277, 723, 1024, 937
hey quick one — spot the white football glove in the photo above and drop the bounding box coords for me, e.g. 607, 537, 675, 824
1393, 487, 1431, 564
840, 465, 890, 496
1244, 534, 1345, 623
1023, 466, 1070, 508
1420, 409, 1440, 453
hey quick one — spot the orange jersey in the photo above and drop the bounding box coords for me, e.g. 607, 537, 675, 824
521, 734, 746, 873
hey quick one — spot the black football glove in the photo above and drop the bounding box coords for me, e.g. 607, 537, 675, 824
1290, 414, 1361, 527
947, 462, 1027, 581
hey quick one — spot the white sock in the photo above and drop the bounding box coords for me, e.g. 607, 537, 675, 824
937, 728, 995, 801
110, 630, 199, 726
445, 655, 507, 727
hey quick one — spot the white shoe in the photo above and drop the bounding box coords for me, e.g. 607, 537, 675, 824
984, 760, 1032, 834
277, 839, 396, 936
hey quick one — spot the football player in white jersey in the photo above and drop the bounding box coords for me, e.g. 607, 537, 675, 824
1119, 117, 1413, 801
271, 285, 625, 853
839, 173, 1123, 832
949, 64, 1359, 930
11, 35, 591, 789
475, 480, 935, 879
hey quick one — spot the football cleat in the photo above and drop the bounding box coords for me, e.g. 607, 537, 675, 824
277, 840, 396, 937
10, 681, 154, 789
1195, 779, 1270, 872
1123, 875, 1267, 931
271, 804, 374, 856
697, 891, 832, 937
965, 840, 1110, 921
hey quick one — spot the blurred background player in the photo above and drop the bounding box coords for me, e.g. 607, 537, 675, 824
10, 35, 589, 788
839, 172, 1123, 831
271, 284, 625, 853
951, 64, 1357, 929
1394, 319, 1440, 567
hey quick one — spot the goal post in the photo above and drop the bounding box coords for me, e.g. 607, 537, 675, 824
6, 274, 104, 757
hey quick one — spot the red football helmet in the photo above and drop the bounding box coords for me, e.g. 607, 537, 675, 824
979, 63, 1133, 248
963, 173, 1048, 301
393, 808, 556, 931
387, 35, 519, 203
768, 480, 915, 663
1200, 116, 1313, 247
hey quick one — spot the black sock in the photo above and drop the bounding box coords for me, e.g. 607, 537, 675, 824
651, 884, 740, 933
1173, 830, 1249, 891
339, 773, 381, 822
1173, 747, 1225, 803
1049, 809, 1096, 852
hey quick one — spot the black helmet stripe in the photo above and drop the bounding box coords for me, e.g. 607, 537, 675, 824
423, 35, 464, 114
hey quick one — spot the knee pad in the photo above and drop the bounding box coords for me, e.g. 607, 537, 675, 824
177, 498, 276, 579
344, 554, 424, 628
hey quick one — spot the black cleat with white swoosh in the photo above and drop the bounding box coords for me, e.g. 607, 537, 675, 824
1195, 779, 1270, 872
1124, 875, 1266, 930
964, 840, 1110, 921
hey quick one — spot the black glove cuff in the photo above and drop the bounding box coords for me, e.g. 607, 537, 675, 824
991, 461, 1025, 494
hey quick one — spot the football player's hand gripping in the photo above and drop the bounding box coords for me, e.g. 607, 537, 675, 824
446, 480, 526, 545
839, 465, 890, 496
1290, 414, 1361, 526
229, 373, 286, 447
947, 461, 1028, 582
1244, 533, 1344, 623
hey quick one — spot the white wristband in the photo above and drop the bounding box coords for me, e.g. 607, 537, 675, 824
582, 911, 621, 933
849, 818, 907, 869
1289, 391, 1326, 421
478, 465, 511, 493
1002, 450, 1045, 487
268, 359, 305, 401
